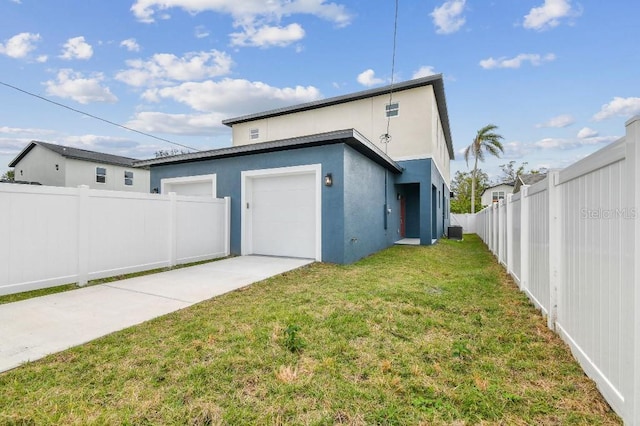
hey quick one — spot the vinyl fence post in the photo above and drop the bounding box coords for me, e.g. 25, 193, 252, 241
498, 199, 504, 263
626, 116, 640, 425
224, 196, 231, 256
168, 192, 177, 267
77, 185, 90, 286
506, 193, 514, 275
520, 185, 530, 292
547, 170, 562, 331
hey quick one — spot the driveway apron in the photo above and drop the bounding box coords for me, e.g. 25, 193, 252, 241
0, 256, 313, 373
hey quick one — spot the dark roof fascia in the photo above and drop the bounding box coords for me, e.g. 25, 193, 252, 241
9, 141, 141, 168
8, 142, 37, 167
221, 74, 455, 159
134, 129, 403, 173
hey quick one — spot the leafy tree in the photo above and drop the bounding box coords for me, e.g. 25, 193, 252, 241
496, 160, 541, 185
450, 169, 489, 214
464, 124, 504, 213
155, 148, 189, 158
1, 169, 14, 181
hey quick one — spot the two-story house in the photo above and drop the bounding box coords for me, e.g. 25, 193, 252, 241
8, 141, 150, 193
136, 74, 454, 263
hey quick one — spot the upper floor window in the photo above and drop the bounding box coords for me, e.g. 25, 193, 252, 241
492, 191, 505, 203
385, 102, 399, 118
250, 128, 260, 140
96, 167, 106, 184
124, 171, 134, 186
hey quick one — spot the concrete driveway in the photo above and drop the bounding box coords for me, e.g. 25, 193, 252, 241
0, 256, 313, 373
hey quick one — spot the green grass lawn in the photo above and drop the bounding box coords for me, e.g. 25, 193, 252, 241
0, 235, 620, 425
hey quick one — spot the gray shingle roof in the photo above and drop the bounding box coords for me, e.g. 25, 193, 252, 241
9, 141, 140, 168
134, 129, 403, 173
519, 173, 547, 186
221, 74, 454, 159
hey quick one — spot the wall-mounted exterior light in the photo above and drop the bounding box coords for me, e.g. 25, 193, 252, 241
324, 173, 333, 187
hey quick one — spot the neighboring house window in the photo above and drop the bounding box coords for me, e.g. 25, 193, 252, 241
385, 102, 399, 117
124, 171, 134, 186
492, 191, 505, 202
96, 167, 106, 183
250, 128, 259, 140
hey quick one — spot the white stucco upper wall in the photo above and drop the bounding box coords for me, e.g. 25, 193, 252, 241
230, 85, 451, 183
65, 158, 150, 192
481, 184, 513, 207
12, 145, 65, 186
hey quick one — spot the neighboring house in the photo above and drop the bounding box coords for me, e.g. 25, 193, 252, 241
136, 75, 454, 264
513, 172, 547, 193
481, 182, 514, 207
8, 141, 150, 192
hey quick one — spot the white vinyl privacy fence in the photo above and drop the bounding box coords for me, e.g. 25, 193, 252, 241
476, 116, 640, 424
0, 184, 230, 296
450, 213, 477, 234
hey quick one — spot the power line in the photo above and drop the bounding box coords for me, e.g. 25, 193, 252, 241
384, 0, 400, 144
0, 80, 200, 152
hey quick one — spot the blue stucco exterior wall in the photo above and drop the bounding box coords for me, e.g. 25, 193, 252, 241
342, 145, 396, 264
394, 159, 450, 244
149, 144, 346, 263
149, 147, 450, 264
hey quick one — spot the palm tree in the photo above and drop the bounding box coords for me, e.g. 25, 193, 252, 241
464, 124, 504, 213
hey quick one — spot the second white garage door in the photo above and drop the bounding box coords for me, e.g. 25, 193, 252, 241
242, 165, 320, 260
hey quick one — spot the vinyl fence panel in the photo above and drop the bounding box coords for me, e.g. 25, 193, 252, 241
472, 116, 640, 424
0, 184, 231, 295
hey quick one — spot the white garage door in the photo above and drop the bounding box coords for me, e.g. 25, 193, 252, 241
161, 174, 216, 197
244, 167, 319, 259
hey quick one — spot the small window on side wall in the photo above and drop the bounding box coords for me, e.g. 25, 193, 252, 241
96, 167, 106, 183
250, 128, 259, 140
385, 102, 399, 118
124, 171, 134, 186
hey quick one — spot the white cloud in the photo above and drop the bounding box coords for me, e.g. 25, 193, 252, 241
120, 38, 141, 52
0, 138, 32, 156
523, 0, 580, 31
502, 141, 532, 159
593, 97, 640, 121
534, 135, 617, 150
412, 66, 437, 79
130, 0, 352, 50
431, 0, 466, 35
125, 111, 229, 136
131, 0, 351, 24
230, 23, 305, 47
62, 134, 140, 151
60, 36, 93, 60
194, 25, 210, 39
479, 53, 556, 69
0, 32, 41, 58
577, 127, 598, 139
357, 69, 384, 87
536, 114, 575, 128
44, 69, 117, 104
141, 78, 322, 116
36, 55, 48, 63
115, 50, 233, 87
0, 126, 56, 138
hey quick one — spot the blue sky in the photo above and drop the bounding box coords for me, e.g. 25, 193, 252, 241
1, 0, 639, 181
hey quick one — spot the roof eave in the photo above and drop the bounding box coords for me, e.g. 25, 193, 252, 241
8, 142, 39, 168
134, 129, 402, 173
